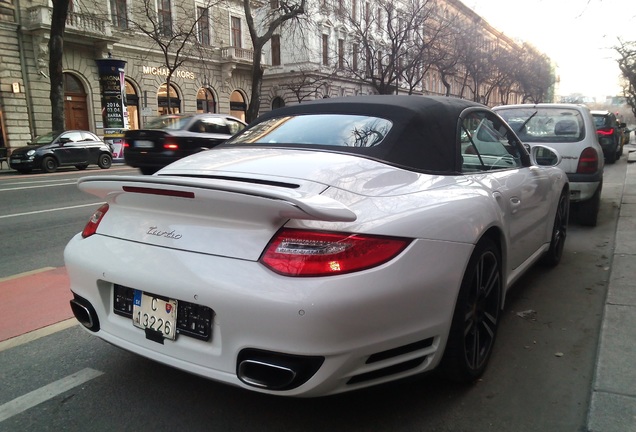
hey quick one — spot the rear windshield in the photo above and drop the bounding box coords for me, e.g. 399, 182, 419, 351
145, 115, 193, 130
496, 108, 585, 143
226, 114, 393, 148
592, 115, 610, 129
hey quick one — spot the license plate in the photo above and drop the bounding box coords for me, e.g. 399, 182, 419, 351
134, 140, 155, 148
10, 159, 22, 163
132, 290, 178, 340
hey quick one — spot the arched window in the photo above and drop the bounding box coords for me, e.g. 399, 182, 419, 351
197, 88, 216, 113
125, 80, 140, 129
230, 90, 247, 121
157, 83, 180, 115
271, 96, 285, 110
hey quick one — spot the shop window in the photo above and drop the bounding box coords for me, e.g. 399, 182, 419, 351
157, 83, 180, 115
230, 91, 246, 122
125, 80, 139, 129
197, 88, 216, 113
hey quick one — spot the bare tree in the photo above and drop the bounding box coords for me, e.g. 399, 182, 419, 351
616, 39, 636, 119
516, 44, 554, 103
338, 0, 441, 95
280, 67, 340, 103
49, 0, 71, 134
244, 0, 307, 122
126, 0, 219, 113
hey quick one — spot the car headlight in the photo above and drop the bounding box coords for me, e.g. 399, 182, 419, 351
26, 149, 36, 156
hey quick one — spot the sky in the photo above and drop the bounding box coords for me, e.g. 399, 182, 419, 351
467, 0, 636, 101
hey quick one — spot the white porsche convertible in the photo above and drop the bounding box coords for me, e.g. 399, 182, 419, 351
64, 95, 569, 397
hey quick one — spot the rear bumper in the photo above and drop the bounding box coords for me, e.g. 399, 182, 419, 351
566, 171, 602, 202
64, 233, 472, 397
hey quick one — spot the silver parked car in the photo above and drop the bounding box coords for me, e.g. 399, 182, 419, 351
494, 103, 604, 226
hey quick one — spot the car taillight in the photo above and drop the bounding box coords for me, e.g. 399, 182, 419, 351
596, 127, 614, 136
260, 228, 411, 277
82, 203, 109, 238
163, 138, 179, 150
577, 147, 599, 174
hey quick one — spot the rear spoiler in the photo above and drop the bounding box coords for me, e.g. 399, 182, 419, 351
77, 175, 357, 222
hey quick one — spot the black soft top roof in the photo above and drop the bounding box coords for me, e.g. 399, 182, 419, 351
225, 95, 487, 173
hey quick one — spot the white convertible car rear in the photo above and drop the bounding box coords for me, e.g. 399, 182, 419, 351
64, 96, 569, 397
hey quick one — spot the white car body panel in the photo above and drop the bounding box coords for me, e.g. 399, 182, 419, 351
65, 146, 566, 396
65, 96, 569, 397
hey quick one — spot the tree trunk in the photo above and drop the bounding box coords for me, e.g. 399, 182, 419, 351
246, 44, 264, 123
49, 0, 70, 134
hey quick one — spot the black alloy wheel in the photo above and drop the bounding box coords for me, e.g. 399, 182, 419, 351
41, 156, 58, 173
541, 190, 569, 266
442, 237, 502, 383
98, 153, 112, 169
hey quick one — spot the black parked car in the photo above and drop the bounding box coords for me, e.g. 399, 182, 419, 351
124, 113, 247, 175
9, 130, 113, 174
591, 110, 625, 164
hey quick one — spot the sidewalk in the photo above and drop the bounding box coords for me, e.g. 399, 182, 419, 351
587, 143, 636, 431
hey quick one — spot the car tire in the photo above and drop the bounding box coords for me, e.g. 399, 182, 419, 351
41, 156, 58, 173
441, 237, 502, 383
140, 167, 158, 175
541, 189, 569, 266
606, 138, 618, 164
98, 154, 112, 169
75, 164, 88, 170
577, 183, 601, 227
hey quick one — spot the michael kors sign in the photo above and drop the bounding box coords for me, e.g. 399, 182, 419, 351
142, 66, 195, 80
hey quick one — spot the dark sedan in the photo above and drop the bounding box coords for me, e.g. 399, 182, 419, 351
9, 130, 113, 174
123, 113, 247, 175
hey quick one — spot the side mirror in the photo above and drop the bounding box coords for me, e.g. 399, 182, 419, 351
619, 122, 627, 128
530, 145, 561, 167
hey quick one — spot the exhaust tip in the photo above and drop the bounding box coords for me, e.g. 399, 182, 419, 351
70, 294, 100, 332
238, 360, 296, 390
237, 349, 324, 391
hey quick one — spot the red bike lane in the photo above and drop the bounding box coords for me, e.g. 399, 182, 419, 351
0, 267, 74, 342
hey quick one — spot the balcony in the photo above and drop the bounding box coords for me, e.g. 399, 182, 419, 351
220, 46, 255, 64
25, 6, 118, 44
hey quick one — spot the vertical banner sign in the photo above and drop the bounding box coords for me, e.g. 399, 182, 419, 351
96, 58, 129, 161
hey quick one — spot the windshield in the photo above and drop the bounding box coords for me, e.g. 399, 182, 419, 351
226, 114, 393, 147
145, 115, 194, 130
31, 132, 57, 145
496, 108, 585, 143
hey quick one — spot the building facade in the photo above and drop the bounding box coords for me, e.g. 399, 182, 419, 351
0, 0, 551, 153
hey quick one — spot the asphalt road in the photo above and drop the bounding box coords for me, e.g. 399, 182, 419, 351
0, 157, 629, 431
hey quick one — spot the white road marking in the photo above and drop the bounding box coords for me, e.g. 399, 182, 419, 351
0, 181, 78, 191
0, 203, 102, 219
0, 368, 104, 422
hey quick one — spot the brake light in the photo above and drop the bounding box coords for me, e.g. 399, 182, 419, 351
577, 147, 599, 174
163, 138, 179, 150
596, 127, 614, 136
82, 203, 109, 238
260, 228, 411, 277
